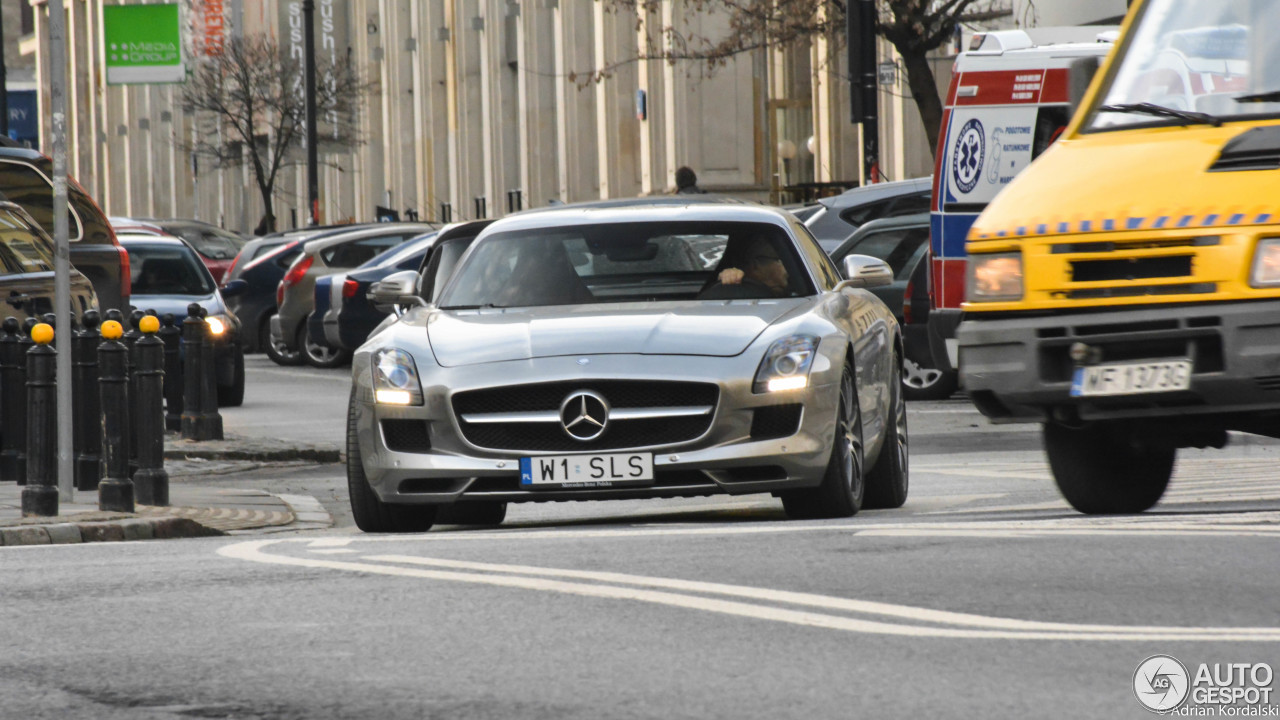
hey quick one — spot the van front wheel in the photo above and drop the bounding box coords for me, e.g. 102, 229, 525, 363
1043, 421, 1174, 514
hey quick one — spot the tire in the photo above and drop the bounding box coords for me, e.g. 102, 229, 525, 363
346, 392, 437, 533
782, 363, 864, 519
1043, 421, 1174, 514
439, 502, 508, 526
300, 318, 351, 369
217, 346, 246, 407
264, 315, 303, 366
865, 354, 909, 509
901, 356, 958, 401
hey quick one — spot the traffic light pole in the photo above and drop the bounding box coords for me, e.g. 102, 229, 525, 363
848, 0, 879, 184
48, 0, 74, 499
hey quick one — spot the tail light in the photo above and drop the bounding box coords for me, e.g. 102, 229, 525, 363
342, 278, 359, 299
278, 255, 314, 306
117, 245, 132, 300
902, 278, 915, 325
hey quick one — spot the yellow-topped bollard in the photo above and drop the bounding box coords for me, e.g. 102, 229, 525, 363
101, 320, 124, 341
138, 315, 160, 335
30, 323, 53, 346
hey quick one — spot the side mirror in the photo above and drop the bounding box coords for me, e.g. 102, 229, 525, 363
1068, 56, 1101, 119
219, 279, 249, 298
368, 270, 426, 313
836, 254, 893, 290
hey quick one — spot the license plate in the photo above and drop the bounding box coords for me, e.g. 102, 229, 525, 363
1070, 359, 1192, 397
519, 453, 654, 488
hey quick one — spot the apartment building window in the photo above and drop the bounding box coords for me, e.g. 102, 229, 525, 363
21, 3, 35, 36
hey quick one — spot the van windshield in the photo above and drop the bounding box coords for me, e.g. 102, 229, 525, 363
1086, 0, 1280, 130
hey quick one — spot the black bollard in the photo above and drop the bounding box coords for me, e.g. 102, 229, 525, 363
125, 310, 144, 472
160, 313, 182, 432
20, 323, 57, 516
98, 318, 134, 512
10, 318, 36, 486
181, 304, 208, 440
198, 308, 224, 441
73, 311, 103, 491
0, 317, 24, 483
132, 315, 168, 506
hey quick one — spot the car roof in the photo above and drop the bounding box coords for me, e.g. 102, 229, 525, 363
117, 235, 191, 247
818, 177, 932, 211
301, 222, 438, 252
483, 199, 793, 234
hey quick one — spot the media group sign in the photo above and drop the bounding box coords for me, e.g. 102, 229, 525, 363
103, 4, 185, 84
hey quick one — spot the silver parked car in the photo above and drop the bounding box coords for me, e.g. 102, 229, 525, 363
347, 200, 909, 532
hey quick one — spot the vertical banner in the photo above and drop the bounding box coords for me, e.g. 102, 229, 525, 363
191, 0, 227, 57
278, 1, 349, 140
103, 4, 185, 84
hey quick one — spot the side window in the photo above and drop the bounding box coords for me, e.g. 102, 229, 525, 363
0, 208, 55, 274
0, 160, 83, 241
849, 227, 930, 277
324, 235, 404, 267
1033, 107, 1071, 160
791, 219, 841, 290
884, 192, 931, 218
838, 199, 891, 229
419, 237, 474, 303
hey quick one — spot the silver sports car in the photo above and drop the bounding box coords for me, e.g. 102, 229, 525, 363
347, 200, 908, 532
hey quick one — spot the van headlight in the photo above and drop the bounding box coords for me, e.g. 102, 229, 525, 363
372, 348, 424, 405
967, 252, 1024, 302
754, 335, 819, 393
1250, 238, 1280, 287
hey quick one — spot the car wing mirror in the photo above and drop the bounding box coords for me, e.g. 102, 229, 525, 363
835, 255, 893, 290
219, 279, 249, 298
368, 270, 427, 314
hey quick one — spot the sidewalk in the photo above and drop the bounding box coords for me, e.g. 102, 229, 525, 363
0, 432, 341, 546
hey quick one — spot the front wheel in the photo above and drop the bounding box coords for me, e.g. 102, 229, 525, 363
782, 363, 864, 519
865, 354, 908, 509
347, 393, 437, 533
1043, 421, 1174, 514
901, 357, 958, 401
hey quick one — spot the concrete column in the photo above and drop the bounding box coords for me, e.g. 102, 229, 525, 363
517, 0, 558, 210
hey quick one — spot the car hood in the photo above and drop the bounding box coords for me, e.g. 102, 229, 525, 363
426, 299, 811, 367
129, 292, 226, 319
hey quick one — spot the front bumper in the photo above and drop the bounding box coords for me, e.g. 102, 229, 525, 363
958, 299, 1280, 424
352, 352, 842, 505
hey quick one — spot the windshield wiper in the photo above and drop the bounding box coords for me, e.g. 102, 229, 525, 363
1098, 102, 1222, 127
1233, 90, 1280, 104
440, 303, 503, 310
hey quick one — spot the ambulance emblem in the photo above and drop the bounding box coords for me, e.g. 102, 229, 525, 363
952, 118, 985, 194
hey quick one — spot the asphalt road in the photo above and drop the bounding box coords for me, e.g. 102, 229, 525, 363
3, 356, 1279, 719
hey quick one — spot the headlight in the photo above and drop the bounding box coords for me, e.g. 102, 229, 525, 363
1250, 238, 1280, 287
205, 314, 231, 336
754, 335, 819, 393
372, 348, 424, 405
967, 252, 1023, 302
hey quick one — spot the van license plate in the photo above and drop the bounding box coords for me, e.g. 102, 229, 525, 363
520, 453, 654, 488
1070, 360, 1192, 397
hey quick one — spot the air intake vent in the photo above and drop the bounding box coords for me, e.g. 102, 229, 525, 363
1256, 376, 1280, 392
1210, 126, 1280, 172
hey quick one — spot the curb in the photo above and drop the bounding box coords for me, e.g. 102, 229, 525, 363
0, 517, 224, 547
163, 442, 342, 464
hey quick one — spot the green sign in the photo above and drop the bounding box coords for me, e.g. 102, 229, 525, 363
103, 4, 184, 84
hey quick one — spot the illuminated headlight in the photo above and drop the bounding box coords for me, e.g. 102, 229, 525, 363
967, 252, 1024, 302
754, 335, 819, 393
372, 348, 424, 405
1250, 238, 1280, 287
205, 314, 230, 336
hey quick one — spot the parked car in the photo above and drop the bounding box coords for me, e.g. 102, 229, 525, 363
829, 214, 956, 400
322, 221, 493, 352
0, 147, 128, 312
271, 223, 434, 368
346, 199, 908, 532
118, 234, 247, 406
223, 225, 373, 359
111, 217, 246, 283
804, 177, 932, 251
0, 200, 98, 321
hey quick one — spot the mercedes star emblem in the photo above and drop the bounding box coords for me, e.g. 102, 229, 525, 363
559, 390, 610, 441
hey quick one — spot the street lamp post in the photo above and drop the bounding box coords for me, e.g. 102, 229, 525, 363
303, 0, 319, 225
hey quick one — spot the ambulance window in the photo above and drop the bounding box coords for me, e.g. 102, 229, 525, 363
1032, 108, 1071, 160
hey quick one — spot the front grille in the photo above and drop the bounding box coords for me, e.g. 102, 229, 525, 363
1062, 283, 1217, 300
1257, 376, 1280, 392
381, 420, 432, 453
452, 380, 719, 452
1070, 256, 1191, 283
1052, 237, 1218, 254
750, 405, 803, 440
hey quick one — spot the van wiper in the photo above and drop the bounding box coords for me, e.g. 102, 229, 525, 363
1098, 102, 1222, 127
1233, 90, 1280, 104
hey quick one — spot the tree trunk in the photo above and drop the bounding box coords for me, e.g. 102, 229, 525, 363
257, 181, 276, 234
896, 47, 946, 160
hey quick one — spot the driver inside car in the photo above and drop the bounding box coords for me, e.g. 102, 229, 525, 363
699, 235, 790, 299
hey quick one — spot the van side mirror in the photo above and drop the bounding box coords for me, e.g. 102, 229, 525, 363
1068, 56, 1102, 119
836, 255, 893, 290
368, 270, 427, 313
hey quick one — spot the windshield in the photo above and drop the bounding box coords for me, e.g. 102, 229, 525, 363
1086, 0, 1280, 130
438, 221, 812, 309
165, 224, 244, 260
126, 243, 216, 296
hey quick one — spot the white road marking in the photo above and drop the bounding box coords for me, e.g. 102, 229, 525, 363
307, 538, 353, 548
217, 522, 1280, 642
308, 549, 357, 555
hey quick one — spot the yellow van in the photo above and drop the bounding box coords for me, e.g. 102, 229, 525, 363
957, 0, 1280, 514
